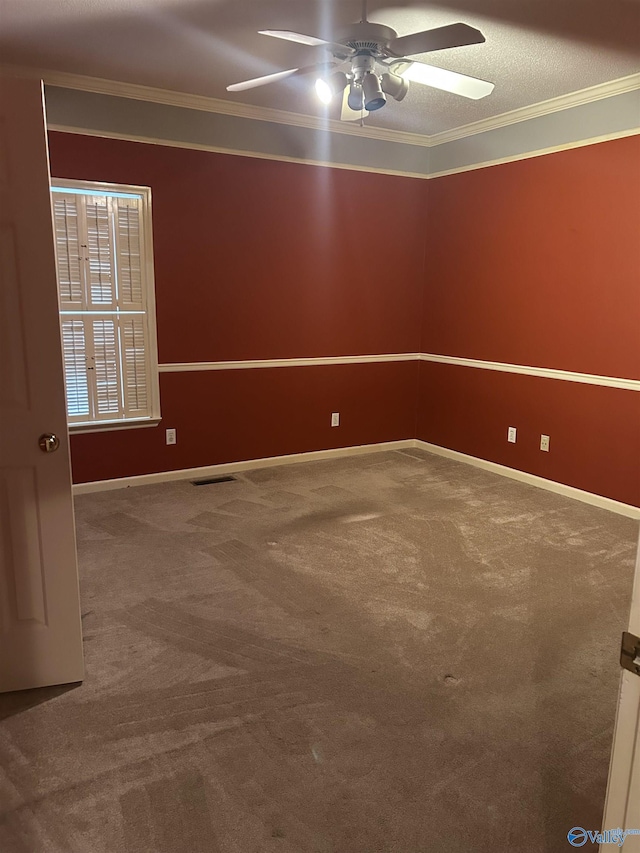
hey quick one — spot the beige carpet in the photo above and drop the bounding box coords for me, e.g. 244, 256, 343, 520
0, 449, 637, 853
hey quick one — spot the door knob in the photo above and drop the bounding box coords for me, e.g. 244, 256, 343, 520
38, 433, 60, 453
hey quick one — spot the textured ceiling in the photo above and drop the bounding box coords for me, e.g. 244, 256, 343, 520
1, 0, 639, 136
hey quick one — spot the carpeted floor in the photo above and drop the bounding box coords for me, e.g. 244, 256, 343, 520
0, 448, 638, 853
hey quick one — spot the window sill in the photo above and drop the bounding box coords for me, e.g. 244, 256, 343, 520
69, 417, 161, 435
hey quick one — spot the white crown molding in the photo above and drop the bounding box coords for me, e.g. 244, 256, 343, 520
47, 122, 640, 181
48, 121, 638, 183
1, 63, 431, 149
428, 129, 640, 178
429, 72, 640, 147
4, 63, 638, 152
418, 353, 640, 391
46, 124, 431, 180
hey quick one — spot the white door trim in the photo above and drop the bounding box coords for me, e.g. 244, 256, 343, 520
602, 530, 640, 845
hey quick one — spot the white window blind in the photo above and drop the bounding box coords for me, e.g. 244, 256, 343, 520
85, 196, 115, 308
52, 182, 159, 428
60, 318, 90, 418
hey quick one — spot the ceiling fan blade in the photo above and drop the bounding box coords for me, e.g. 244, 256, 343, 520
340, 87, 363, 122
393, 60, 494, 99
387, 23, 485, 58
227, 68, 301, 92
227, 62, 335, 92
259, 30, 354, 57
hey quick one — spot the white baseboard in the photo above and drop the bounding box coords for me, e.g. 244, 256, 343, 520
414, 440, 640, 520
72, 437, 640, 520
71, 439, 415, 495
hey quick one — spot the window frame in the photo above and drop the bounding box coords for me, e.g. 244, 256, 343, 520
51, 177, 161, 433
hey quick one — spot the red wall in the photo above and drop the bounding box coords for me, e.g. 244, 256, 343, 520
418, 136, 640, 505
48, 132, 639, 505
70, 362, 418, 482
418, 362, 639, 506
47, 133, 426, 482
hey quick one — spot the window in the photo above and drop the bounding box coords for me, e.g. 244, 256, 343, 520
51, 180, 160, 431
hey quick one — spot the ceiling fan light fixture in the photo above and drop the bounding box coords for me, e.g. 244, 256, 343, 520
380, 71, 409, 102
315, 71, 349, 104
347, 81, 364, 112
315, 78, 333, 104
231, 12, 493, 115
362, 72, 386, 111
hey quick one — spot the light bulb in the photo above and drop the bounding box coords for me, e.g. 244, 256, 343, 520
315, 78, 333, 105
315, 72, 349, 105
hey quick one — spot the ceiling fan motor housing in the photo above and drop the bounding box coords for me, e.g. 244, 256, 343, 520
338, 23, 404, 111
350, 52, 376, 82
338, 22, 398, 58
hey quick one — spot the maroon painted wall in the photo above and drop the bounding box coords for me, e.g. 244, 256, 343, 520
47, 133, 426, 482
418, 362, 639, 506
418, 137, 640, 506
48, 132, 639, 505
70, 362, 418, 483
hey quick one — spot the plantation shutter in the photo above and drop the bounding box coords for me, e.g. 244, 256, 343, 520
53, 193, 118, 310
120, 315, 149, 415
60, 318, 90, 419
52, 182, 158, 427
89, 317, 120, 417
53, 194, 84, 308
85, 195, 116, 309
115, 197, 144, 309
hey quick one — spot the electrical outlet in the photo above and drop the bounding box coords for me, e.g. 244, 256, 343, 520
507, 426, 517, 443
540, 434, 550, 452
331, 412, 340, 427
166, 428, 177, 445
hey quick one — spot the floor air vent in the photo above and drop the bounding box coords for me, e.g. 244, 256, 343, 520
191, 475, 237, 486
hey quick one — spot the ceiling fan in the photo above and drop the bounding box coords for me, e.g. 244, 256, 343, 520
226, 0, 494, 120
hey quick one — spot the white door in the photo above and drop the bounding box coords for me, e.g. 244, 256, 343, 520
602, 530, 640, 848
0, 75, 84, 693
